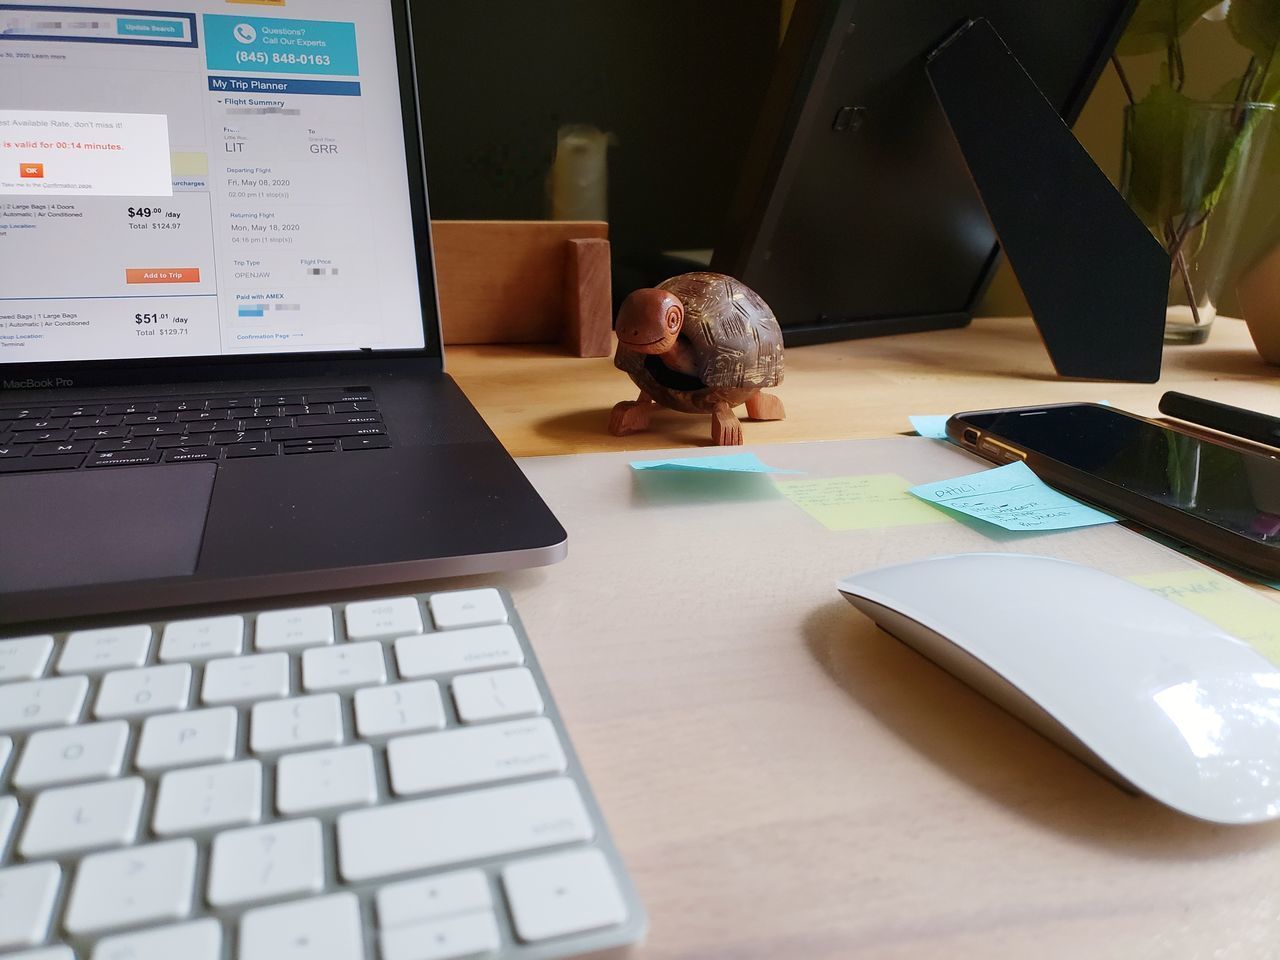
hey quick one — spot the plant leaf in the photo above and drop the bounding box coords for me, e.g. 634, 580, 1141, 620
1229, 0, 1280, 100
1117, 0, 1223, 55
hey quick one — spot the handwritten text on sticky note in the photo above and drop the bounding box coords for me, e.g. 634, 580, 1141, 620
1129, 569, 1280, 665
776, 474, 951, 531
909, 460, 1116, 532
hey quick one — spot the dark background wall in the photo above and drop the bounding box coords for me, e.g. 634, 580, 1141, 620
411, 0, 779, 258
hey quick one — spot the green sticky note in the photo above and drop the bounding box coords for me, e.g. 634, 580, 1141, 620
1129, 570, 1280, 666
630, 452, 802, 474
776, 474, 952, 530
908, 415, 951, 440
909, 460, 1116, 532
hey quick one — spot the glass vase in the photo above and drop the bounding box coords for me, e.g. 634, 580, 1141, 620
1121, 100, 1275, 344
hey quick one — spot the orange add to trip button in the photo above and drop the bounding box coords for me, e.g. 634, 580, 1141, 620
126, 268, 202, 284
19, 163, 44, 179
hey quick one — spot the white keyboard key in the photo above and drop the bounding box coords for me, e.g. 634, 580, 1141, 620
58, 625, 151, 674
8, 947, 74, 960
388, 718, 566, 796
380, 913, 501, 960
251, 692, 344, 754
355, 680, 445, 738
239, 891, 364, 960
0, 862, 60, 949
160, 615, 244, 662
452, 667, 543, 724
64, 839, 196, 936
92, 918, 221, 960
135, 707, 238, 771
376, 869, 491, 928
13, 720, 128, 789
0, 795, 17, 852
202, 652, 290, 705
0, 675, 88, 734
0, 635, 53, 682
394, 625, 524, 679
428, 589, 508, 630
338, 777, 593, 882
95, 663, 191, 719
303, 642, 386, 692
153, 759, 262, 835
345, 596, 423, 640
278, 744, 377, 815
208, 817, 325, 906
503, 847, 627, 942
255, 605, 335, 651
20, 777, 143, 858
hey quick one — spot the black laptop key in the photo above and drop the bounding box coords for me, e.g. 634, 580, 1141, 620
68, 415, 125, 429
177, 410, 221, 422
103, 402, 156, 415
285, 442, 338, 455
271, 424, 386, 442
206, 399, 251, 410
71, 427, 128, 441
211, 430, 267, 444
175, 422, 220, 434
229, 406, 258, 419
0, 453, 84, 473
0, 445, 33, 458
13, 429, 72, 444
296, 413, 383, 427
226, 443, 279, 459
243, 417, 292, 430
258, 394, 305, 406
49, 404, 104, 417
129, 424, 173, 437
2, 407, 50, 420
157, 435, 210, 449
341, 436, 392, 452
29, 418, 68, 430
332, 401, 377, 413
87, 450, 163, 468
33, 441, 93, 456
124, 412, 176, 425
306, 388, 373, 404
96, 438, 154, 452
164, 448, 218, 463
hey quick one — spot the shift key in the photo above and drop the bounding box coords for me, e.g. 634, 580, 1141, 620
271, 424, 387, 442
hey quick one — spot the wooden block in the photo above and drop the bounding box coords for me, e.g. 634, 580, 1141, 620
432, 220, 609, 347
563, 238, 613, 357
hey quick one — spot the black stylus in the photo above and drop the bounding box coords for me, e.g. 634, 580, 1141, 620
1159, 391, 1280, 452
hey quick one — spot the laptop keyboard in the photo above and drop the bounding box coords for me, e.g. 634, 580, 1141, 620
0, 387, 388, 473
0, 587, 644, 959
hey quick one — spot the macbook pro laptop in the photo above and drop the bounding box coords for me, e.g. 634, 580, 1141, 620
0, 0, 567, 625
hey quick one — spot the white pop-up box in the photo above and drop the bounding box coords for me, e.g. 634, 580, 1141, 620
0, 110, 173, 196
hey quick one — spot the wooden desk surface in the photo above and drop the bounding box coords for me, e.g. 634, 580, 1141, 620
438, 317, 1280, 959
448, 315, 1278, 457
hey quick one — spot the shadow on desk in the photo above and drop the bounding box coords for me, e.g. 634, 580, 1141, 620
802, 600, 1275, 858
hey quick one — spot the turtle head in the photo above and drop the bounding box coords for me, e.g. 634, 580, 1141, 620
616, 288, 684, 354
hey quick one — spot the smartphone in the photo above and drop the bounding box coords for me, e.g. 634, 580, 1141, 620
947, 402, 1280, 579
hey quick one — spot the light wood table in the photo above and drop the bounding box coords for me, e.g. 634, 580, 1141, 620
436, 316, 1280, 960
448, 315, 1278, 457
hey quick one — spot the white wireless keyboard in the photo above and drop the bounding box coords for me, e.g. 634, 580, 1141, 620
0, 588, 645, 960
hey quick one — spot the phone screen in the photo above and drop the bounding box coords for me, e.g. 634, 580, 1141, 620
956, 405, 1280, 544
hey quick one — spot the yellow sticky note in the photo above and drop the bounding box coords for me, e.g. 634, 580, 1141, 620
776, 474, 950, 531
1129, 570, 1280, 665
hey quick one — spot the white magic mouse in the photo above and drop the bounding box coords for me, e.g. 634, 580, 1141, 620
837, 553, 1280, 824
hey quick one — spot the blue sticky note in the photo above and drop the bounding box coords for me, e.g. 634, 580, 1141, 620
909, 415, 951, 440
629, 452, 803, 475
908, 460, 1116, 532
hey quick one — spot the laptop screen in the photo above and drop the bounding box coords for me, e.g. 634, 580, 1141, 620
0, 0, 428, 365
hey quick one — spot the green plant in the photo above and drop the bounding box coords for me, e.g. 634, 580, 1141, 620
1115, 0, 1280, 323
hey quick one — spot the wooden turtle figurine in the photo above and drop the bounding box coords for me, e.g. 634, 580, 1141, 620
610, 272, 786, 446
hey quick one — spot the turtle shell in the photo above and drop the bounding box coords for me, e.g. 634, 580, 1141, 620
615, 272, 785, 414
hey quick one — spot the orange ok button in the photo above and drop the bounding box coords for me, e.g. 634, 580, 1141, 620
20, 163, 44, 179
126, 268, 201, 284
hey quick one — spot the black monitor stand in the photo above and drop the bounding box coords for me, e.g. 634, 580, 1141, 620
927, 18, 1170, 383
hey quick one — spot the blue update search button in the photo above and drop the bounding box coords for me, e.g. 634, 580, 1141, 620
117, 17, 185, 38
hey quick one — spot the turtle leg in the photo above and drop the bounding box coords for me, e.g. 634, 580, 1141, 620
711, 402, 744, 446
609, 391, 654, 436
745, 392, 786, 421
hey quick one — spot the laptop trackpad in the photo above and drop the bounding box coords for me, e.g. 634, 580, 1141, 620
0, 463, 217, 594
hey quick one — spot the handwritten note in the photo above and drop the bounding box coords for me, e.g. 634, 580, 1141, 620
629, 452, 802, 475
776, 474, 951, 530
909, 460, 1116, 532
908, 415, 951, 440
1129, 569, 1280, 665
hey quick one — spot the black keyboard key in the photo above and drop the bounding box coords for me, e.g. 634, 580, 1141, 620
124, 412, 176, 426
49, 405, 103, 417
156, 435, 210, 449
285, 442, 338, 455
103, 402, 156, 415
128, 424, 172, 437
1, 407, 50, 420
95, 438, 154, 452
157, 399, 208, 413
33, 441, 93, 456
0, 444, 33, 458
164, 448, 218, 463
270, 424, 386, 442
296, 413, 383, 427
332, 401, 377, 414
226, 443, 279, 459
307, 388, 373, 404
177, 410, 221, 422
277, 404, 308, 416
71, 427, 128, 441
68, 415, 125, 429
206, 399, 251, 410
257, 394, 305, 406
341, 436, 392, 452
0, 453, 83, 473
229, 407, 257, 419
87, 450, 162, 468
12, 430, 72, 443
28, 418, 68, 431
175, 421, 220, 434
243, 417, 292, 430
211, 430, 267, 444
